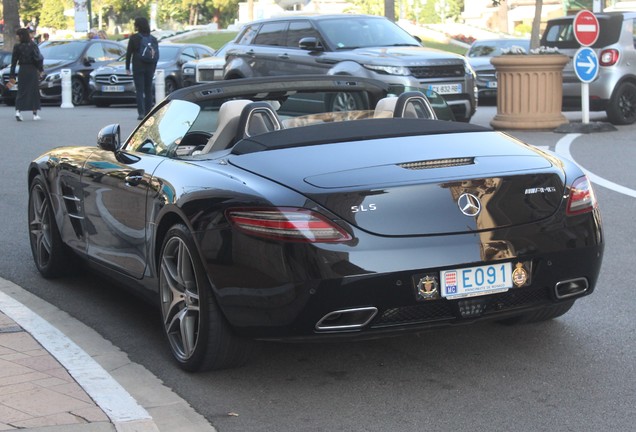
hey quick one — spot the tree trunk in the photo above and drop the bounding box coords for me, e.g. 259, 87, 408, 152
384, 0, 395, 22
497, 1, 508, 33
2, 0, 21, 51
530, 0, 543, 50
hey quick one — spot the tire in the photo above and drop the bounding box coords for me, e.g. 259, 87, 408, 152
606, 81, 636, 125
159, 224, 254, 371
326, 91, 367, 111
497, 300, 575, 325
28, 176, 72, 278
3, 96, 15, 106
164, 78, 178, 95
71, 78, 87, 106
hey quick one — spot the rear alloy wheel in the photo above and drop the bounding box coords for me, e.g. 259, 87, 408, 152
497, 300, 574, 325
28, 176, 72, 278
71, 78, 86, 105
327, 91, 367, 111
159, 224, 253, 371
606, 82, 636, 125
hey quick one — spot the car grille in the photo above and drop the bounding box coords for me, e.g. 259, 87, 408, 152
371, 286, 550, 327
94, 74, 134, 85
410, 64, 465, 79
197, 68, 223, 82
477, 70, 496, 80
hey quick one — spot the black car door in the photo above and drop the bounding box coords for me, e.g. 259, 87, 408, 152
81, 100, 200, 279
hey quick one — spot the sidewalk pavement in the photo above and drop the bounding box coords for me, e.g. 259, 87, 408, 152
0, 278, 216, 432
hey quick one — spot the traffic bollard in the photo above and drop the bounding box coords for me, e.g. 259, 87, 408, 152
155, 69, 165, 102
60, 69, 73, 108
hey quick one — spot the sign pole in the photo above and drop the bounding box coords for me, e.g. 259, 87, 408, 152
582, 83, 590, 124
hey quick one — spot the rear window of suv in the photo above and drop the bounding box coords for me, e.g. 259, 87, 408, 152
542, 15, 624, 49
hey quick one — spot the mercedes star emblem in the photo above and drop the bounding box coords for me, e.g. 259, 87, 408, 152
457, 193, 481, 216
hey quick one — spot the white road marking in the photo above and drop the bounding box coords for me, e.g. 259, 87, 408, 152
0, 289, 158, 430
555, 133, 636, 198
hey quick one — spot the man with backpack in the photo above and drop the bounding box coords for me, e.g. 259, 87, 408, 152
125, 17, 159, 120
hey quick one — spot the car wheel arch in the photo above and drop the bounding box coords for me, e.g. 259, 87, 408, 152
327, 61, 372, 78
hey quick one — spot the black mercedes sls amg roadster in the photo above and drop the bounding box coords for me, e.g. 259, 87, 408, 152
27, 76, 604, 371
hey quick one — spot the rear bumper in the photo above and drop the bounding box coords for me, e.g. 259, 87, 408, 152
203, 209, 603, 340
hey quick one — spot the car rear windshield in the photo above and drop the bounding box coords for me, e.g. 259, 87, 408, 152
541, 15, 623, 49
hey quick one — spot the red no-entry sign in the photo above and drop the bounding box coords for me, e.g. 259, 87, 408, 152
573, 10, 600, 47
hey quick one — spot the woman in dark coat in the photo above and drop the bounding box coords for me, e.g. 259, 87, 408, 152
9, 28, 44, 121
126, 17, 158, 120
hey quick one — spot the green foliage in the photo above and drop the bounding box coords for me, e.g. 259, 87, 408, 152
178, 31, 237, 49
20, 0, 42, 26
39, 0, 70, 30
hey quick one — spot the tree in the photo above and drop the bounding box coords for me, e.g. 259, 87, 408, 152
492, 0, 543, 50
20, 0, 42, 27
39, 0, 70, 30
2, 0, 20, 50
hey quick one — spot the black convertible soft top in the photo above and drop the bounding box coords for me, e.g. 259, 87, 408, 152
231, 118, 491, 155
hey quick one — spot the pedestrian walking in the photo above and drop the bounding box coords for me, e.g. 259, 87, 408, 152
9, 28, 44, 121
125, 17, 158, 120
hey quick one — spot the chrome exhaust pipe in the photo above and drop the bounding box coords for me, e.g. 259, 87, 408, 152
554, 278, 589, 299
315, 307, 378, 331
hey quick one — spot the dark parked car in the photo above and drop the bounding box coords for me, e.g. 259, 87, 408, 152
89, 42, 214, 106
541, 11, 636, 124
223, 14, 477, 122
0, 50, 11, 69
27, 76, 603, 371
465, 38, 530, 99
1, 39, 126, 106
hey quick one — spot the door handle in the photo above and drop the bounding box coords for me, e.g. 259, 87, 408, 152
278, 54, 289, 60
125, 170, 145, 187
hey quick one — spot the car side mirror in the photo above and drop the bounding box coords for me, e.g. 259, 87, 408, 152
97, 124, 121, 152
84, 56, 95, 65
299, 37, 323, 51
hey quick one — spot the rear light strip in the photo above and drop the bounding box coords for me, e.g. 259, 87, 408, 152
226, 208, 352, 242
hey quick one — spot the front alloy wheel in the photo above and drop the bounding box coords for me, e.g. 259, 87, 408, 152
71, 78, 86, 105
28, 176, 71, 278
159, 224, 253, 371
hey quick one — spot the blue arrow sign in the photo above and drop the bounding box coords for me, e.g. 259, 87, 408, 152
574, 47, 599, 83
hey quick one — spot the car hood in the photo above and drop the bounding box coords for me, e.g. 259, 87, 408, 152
467, 57, 495, 71
333, 46, 466, 66
40, 58, 75, 71
228, 130, 566, 236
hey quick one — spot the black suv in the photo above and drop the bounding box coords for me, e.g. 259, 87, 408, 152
223, 14, 477, 122
2, 39, 126, 106
541, 11, 636, 124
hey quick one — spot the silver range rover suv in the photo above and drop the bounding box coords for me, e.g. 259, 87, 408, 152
222, 14, 477, 122
541, 11, 636, 125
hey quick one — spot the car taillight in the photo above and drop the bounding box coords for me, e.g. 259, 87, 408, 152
567, 176, 597, 215
600, 49, 619, 66
226, 208, 352, 242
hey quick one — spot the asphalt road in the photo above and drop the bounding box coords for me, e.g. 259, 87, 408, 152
1, 102, 635, 431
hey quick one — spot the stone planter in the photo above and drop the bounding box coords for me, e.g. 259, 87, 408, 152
490, 54, 569, 130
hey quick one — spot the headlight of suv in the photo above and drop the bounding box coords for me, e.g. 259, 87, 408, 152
183, 67, 195, 75
363, 64, 410, 76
